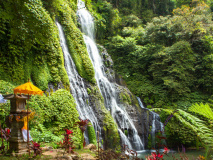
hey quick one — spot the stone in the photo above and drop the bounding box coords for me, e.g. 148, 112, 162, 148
62, 155, 73, 160
84, 144, 97, 150
3, 94, 29, 154
41, 146, 53, 151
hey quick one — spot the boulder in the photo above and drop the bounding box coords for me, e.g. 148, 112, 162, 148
84, 144, 97, 150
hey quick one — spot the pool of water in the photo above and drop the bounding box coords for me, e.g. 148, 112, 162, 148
137, 149, 206, 160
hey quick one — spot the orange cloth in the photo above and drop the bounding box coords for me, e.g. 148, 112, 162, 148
20, 112, 35, 130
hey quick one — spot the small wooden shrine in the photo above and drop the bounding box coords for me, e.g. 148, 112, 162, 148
3, 94, 31, 154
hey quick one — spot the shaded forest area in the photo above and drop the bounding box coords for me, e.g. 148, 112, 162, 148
86, 0, 213, 108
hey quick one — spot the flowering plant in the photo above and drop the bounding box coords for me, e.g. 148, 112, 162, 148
75, 119, 90, 132
30, 141, 42, 156
59, 129, 74, 153
146, 147, 170, 160
75, 119, 91, 147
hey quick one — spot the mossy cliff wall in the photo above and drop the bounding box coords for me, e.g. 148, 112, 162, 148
0, 0, 95, 89
0, 0, 70, 90
0, 0, 121, 150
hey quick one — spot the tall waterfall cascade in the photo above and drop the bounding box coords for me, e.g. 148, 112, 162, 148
56, 21, 102, 143
77, 0, 144, 150
137, 97, 164, 148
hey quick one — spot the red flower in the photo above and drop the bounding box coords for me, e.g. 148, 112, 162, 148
65, 129, 73, 135
152, 152, 163, 159
6, 128, 10, 134
163, 147, 170, 154
32, 141, 40, 148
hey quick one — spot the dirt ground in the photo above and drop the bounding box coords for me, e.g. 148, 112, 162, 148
42, 149, 97, 160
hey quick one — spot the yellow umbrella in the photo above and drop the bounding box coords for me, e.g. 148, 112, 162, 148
13, 80, 43, 154
13, 81, 43, 96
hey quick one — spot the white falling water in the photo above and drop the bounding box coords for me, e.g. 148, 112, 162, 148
150, 111, 164, 147
77, 0, 144, 150
77, 2, 95, 40
151, 112, 156, 148
136, 97, 144, 108
118, 129, 133, 149
56, 21, 101, 143
136, 97, 164, 147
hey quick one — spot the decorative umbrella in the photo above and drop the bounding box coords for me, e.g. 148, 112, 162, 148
13, 80, 43, 154
13, 82, 43, 96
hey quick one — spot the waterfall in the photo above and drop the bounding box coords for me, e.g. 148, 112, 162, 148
56, 21, 101, 144
151, 112, 156, 148
77, 0, 144, 150
151, 112, 165, 148
136, 97, 164, 148
137, 97, 144, 108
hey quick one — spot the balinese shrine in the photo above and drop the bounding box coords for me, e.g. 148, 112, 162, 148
3, 94, 31, 154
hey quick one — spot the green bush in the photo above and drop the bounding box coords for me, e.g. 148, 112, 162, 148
87, 122, 97, 146
153, 108, 213, 148
29, 89, 82, 148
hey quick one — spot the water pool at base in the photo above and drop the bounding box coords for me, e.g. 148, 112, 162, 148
137, 149, 206, 159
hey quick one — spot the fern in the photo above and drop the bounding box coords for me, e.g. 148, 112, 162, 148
177, 110, 213, 146
152, 108, 213, 147
188, 103, 213, 120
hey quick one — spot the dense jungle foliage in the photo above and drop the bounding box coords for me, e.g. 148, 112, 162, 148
87, 0, 213, 108
0, 0, 213, 153
85, 0, 213, 150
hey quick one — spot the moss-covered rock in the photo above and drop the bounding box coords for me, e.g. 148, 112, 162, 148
86, 84, 121, 151
103, 112, 121, 151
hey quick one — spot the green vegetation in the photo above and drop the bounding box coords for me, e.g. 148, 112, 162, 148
0, 0, 70, 90
85, 0, 213, 151
0, 0, 213, 153
29, 89, 82, 148
53, 0, 96, 84
0, 0, 96, 89
105, 1, 213, 109
0, 80, 14, 127
87, 122, 97, 145
119, 89, 132, 105
189, 103, 213, 120
153, 107, 213, 148
103, 112, 121, 152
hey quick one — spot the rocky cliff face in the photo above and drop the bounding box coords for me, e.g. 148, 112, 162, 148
92, 44, 161, 149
